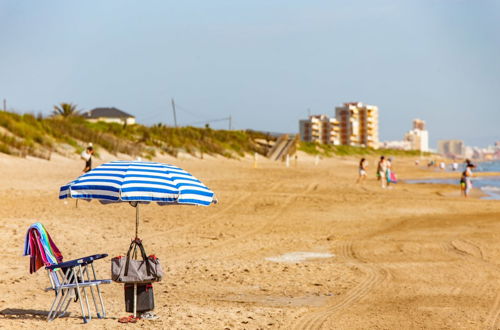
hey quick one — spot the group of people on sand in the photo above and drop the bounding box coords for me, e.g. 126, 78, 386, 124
424, 158, 476, 198
425, 159, 459, 171
357, 156, 397, 188
358, 155, 476, 197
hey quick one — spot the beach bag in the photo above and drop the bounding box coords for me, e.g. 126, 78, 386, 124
111, 239, 163, 284
124, 283, 155, 312
390, 172, 398, 183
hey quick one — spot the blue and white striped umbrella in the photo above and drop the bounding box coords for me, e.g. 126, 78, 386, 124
60, 160, 216, 238
59, 160, 215, 206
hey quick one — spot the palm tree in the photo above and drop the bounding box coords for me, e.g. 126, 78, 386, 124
53, 102, 80, 118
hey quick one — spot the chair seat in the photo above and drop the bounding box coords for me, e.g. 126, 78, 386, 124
45, 279, 112, 292
45, 254, 109, 270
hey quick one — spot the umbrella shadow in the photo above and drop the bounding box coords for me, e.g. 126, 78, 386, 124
0, 308, 73, 320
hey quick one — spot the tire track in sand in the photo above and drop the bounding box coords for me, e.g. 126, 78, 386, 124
170, 182, 317, 262
145, 181, 283, 241
443, 239, 500, 329
292, 240, 388, 330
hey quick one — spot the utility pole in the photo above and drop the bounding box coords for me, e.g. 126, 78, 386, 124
3, 99, 6, 111
171, 98, 178, 127
228, 115, 232, 130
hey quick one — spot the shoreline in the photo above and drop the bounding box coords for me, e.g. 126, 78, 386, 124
404, 172, 500, 200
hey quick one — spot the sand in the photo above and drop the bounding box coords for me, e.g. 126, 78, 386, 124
1, 152, 500, 329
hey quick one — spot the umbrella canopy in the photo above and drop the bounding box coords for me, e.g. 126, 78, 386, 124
59, 160, 216, 238
59, 160, 215, 205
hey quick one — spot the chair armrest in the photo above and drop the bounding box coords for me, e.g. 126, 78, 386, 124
45, 254, 108, 270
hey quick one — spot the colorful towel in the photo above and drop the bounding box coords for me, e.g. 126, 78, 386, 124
23, 223, 63, 273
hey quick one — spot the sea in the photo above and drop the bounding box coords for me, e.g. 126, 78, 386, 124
406, 160, 500, 200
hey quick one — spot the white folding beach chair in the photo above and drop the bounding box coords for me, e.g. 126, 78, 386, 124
45, 254, 111, 323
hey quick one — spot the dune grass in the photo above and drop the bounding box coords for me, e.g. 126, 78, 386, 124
1, 109, 428, 160
0, 110, 269, 159
298, 141, 432, 158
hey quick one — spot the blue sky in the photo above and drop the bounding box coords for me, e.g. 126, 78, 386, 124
0, 0, 499, 147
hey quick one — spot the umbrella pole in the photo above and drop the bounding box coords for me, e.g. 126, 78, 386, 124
135, 203, 139, 239
134, 203, 139, 318
133, 284, 137, 318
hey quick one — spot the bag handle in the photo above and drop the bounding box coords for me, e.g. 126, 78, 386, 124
124, 238, 152, 277
126, 239, 148, 260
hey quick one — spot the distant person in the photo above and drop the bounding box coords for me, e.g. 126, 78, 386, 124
415, 159, 420, 166
386, 157, 397, 186
377, 156, 388, 188
357, 158, 368, 184
81, 145, 94, 173
439, 162, 446, 170
451, 162, 458, 171
465, 159, 476, 169
461, 160, 475, 198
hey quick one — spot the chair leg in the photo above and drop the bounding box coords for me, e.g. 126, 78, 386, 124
91, 263, 107, 318
47, 289, 63, 321
78, 266, 92, 322
59, 294, 73, 317
55, 288, 73, 318
72, 268, 88, 323
84, 266, 101, 318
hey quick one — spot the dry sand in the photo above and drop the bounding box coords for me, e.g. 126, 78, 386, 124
1, 152, 500, 329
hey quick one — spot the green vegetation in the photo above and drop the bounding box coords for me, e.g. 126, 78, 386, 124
0, 108, 430, 161
0, 110, 269, 159
298, 141, 432, 157
52, 102, 80, 118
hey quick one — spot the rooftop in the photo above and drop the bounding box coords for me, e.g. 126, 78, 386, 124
83, 107, 134, 119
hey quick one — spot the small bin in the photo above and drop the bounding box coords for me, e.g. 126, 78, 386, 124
124, 283, 154, 313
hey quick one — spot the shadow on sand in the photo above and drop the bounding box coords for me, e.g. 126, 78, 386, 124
0, 308, 73, 320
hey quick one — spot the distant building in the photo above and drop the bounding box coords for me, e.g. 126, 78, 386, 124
404, 118, 429, 152
83, 107, 136, 125
412, 119, 426, 130
299, 115, 340, 145
380, 140, 411, 150
335, 102, 379, 149
438, 140, 464, 157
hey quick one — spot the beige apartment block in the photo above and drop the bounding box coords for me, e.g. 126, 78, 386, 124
438, 140, 464, 157
335, 102, 379, 149
413, 118, 426, 130
404, 118, 429, 152
299, 115, 340, 145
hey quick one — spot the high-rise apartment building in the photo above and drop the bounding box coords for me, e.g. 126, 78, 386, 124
438, 140, 464, 157
404, 118, 429, 152
299, 115, 340, 145
335, 102, 379, 149
412, 119, 426, 130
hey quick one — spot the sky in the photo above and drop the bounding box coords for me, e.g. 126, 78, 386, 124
0, 0, 499, 148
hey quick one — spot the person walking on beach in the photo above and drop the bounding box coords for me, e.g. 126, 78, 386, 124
386, 157, 396, 187
377, 156, 388, 188
81, 145, 94, 173
461, 159, 474, 198
357, 158, 368, 184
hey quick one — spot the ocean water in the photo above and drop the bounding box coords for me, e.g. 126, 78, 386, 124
406, 160, 500, 200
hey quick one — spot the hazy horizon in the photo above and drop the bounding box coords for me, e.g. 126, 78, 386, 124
1, 1, 499, 148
